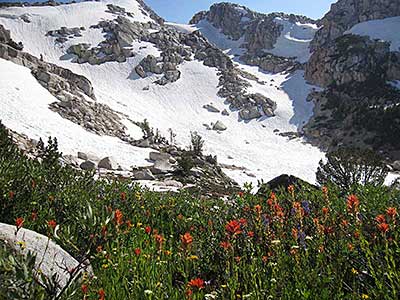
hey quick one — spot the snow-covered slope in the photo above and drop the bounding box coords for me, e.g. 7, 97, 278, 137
268, 18, 318, 63
0, 58, 153, 169
192, 18, 318, 63
193, 20, 245, 56
347, 16, 400, 52
0, 0, 325, 186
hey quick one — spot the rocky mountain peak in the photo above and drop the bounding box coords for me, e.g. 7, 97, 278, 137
311, 0, 400, 50
190, 2, 316, 58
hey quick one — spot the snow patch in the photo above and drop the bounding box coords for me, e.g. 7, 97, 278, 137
0, 58, 153, 170
266, 18, 318, 63
347, 16, 400, 52
194, 19, 245, 56
165, 22, 197, 34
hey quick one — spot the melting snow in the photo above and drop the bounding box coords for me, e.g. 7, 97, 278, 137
347, 16, 400, 52
266, 18, 318, 63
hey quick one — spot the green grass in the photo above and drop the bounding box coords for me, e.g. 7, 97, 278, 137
0, 122, 400, 299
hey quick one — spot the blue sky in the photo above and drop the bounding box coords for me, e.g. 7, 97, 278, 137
145, 0, 336, 23
1, 0, 337, 23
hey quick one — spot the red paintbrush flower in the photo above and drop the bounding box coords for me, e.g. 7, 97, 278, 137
145, 226, 152, 234
375, 214, 386, 224
48, 219, 57, 229
347, 194, 360, 212
377, 223, 389, 233
181, 232, 193, 248
15, 217, 24, 229
187, 278, 205, 290
98, 288, 105, 300
81, 284, 88, 295
225, 220, 242, 235
220, 241, 231, 250
114, 209, 123, 226
387, 207, 397, 218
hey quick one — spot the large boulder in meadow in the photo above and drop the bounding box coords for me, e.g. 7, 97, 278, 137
256, 174, 317, 195
0, 223, 92, 294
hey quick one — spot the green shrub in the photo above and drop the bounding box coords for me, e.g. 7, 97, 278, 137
317, 148, 388, 192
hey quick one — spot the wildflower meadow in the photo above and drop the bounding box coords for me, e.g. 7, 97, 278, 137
0, 123, 399, 299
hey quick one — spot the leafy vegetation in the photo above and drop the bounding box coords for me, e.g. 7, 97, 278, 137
190, 131, 204, 157
0, 122, 400, 299
317, 148, 388, 192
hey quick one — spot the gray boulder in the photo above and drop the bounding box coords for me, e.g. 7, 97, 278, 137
203, 104, 220, 113
133, 169, 155, 180
239, 106, 261, 120
77, 151, 88, 160
221, 109, 230, 116
98, 156, 120, 170
392, 161, 400, 171
0, 223, 92, 294
149, 151, 171, 162
80, 160, 96, 170
151, 160, 174, 174
213, 121, 227, 131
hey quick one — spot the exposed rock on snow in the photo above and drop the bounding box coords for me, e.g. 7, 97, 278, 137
310, 0, 400, 51
132, 169, 155, 180
203, 104, 220, 113
221, 109, 230, 116
98, 156, 121, 170
46, 26, 85, 43
241, 52, 300, 74
239, 106, 261, 120
212, 121, 227, 131
149, 151, 172, 162
67, 17, 157, 65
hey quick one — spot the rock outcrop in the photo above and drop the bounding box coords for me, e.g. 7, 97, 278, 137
306, 34, 397, 87
0, 223, 92, 294
0, 24, 134, 141
190, 2, 314, 54
67, 17, 156, 65
190, 2, 315, 74
302, 0, 400, 164
310, 0, 400, 51
46, 26, 85, 44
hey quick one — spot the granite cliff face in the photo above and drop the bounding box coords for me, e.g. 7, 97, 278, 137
303, 0, 400, 163
310, 0, 400, 51
306, 34, 399, 88
190, 2, 316, 73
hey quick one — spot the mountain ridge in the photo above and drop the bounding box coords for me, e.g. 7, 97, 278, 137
0, 0, 399, 189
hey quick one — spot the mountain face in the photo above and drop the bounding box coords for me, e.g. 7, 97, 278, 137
190, 2, 318, 72
303, 0, 400, 164
0, 0, 399, 189
310, 0, 400, 51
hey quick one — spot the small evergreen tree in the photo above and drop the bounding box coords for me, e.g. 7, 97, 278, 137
139, 119, 153, 139
316, 148, 388, 191
176, 151, 194, 175
190, 131, 204, 157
